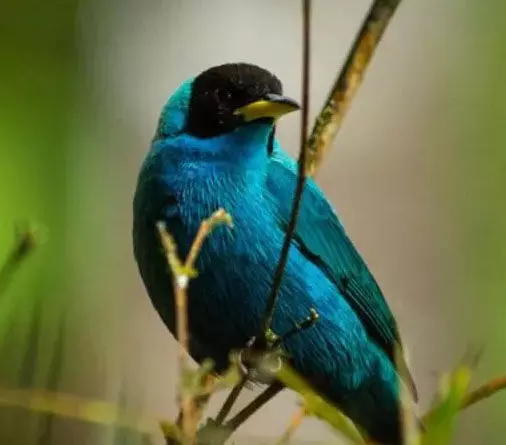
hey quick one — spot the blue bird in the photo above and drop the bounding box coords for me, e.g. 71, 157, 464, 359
133, 63, 417, 444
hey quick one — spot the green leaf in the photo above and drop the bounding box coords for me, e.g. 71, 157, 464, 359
421, 364, 473, 445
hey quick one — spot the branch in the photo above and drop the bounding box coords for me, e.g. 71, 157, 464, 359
420, 362, 506, 437
210, 3, 313, 433
306, 0, 403, 176
261, 0, 312, 343
225, 383, 284, 432
214, 376, 248, 425
461, 375, 506, 411
184, 210, 233, 270
276, 406, 306, 445
157, 209, 233, 444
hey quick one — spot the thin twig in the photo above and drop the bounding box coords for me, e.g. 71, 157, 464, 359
196, 384, 284, 445
461, 375, 506, 411
210, 3, 312, 433
225, 382, 284, 432
261, 0, 312, 343
185, 211, 232, 269
421, 373, 506, 429
214, 375, 248, 425
157, 224, 193, 443
276, 406, 307, 445
211, 2, 312, 430
306, 0, 403, 176
157, 209, 232, 444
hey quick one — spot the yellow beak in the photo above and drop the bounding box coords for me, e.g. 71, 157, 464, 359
234, 94, 300, 122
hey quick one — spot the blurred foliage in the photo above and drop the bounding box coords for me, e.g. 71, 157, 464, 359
440, 0, 506, 440
1, 0, 78, 443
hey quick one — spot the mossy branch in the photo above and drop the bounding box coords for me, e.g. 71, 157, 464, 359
306, 0, 403, 176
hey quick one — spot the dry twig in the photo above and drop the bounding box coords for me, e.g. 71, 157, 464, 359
461, 375, 506, 411
276, 406, 307, 445
157, 209, 233, 444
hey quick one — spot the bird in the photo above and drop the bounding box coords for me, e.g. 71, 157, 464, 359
133, 62, 417, 444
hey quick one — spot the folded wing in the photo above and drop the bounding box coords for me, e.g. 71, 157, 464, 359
265, 147, 417, 400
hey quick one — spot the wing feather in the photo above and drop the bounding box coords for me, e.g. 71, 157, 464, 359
266, 147, 417, 400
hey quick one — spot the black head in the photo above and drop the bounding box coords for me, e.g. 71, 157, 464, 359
187, 63, 299, 138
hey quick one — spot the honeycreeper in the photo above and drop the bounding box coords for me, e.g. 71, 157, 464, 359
133, 63, 417, 444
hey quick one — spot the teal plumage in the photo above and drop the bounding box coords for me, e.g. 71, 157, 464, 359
133, 63, 416, 444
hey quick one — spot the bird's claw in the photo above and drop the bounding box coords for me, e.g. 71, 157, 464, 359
238, 344, 284, 385
238, 308, 319, 384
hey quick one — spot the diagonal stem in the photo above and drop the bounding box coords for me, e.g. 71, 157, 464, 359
212, 1, 312, 426
261, 0, 312, 345
276, 406, 307, 445
306, 0, 403, 176
224, 382, 284, 432
158, 210, 232, 444
214, 375, 248, 425
461, 375, 506, 410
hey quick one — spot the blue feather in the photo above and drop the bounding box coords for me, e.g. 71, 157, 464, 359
266, 143, 417, 400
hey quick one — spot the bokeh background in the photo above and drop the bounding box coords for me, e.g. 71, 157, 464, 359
1, 0, 505, 444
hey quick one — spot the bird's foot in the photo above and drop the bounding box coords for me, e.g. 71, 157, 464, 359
238, 341, 284, 385
238, 308, 319, 384
212, 308, 320, 433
